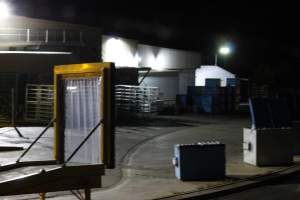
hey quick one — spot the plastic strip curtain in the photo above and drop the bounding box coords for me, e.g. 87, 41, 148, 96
63, 77, 102, 164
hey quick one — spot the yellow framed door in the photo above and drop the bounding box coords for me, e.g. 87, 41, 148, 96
54, 63, 115, 168
63, 76, 102, 164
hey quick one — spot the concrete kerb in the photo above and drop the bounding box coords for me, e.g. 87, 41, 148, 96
153, 164, 300, 200
114, 126, 197, 189
114, 121, 300, 200
120, 126, 193, 166
118, 118, 298, 200
107, 120, 300, 200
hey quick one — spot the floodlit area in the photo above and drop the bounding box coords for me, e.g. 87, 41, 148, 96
1, 114, 300, 199
0, 2, 300, 200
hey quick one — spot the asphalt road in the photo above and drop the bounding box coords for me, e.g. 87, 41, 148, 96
211, 175, 300, 200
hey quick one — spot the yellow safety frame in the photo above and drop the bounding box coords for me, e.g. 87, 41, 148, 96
53, 62, 115, 168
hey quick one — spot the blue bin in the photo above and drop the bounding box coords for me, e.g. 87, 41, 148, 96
176, 95, 187, 106
227, 78, 237, 87
173, 142, 225, 180
201, 95, 213, 113
205, 78, 221, 87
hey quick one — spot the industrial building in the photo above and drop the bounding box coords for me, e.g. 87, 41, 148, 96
0, 8, 300, 200
0, 15, 245, 126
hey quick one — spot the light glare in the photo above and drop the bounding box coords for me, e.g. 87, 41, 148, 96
219, 46, 231, 55
67, 86, 77, 90
103, 37, 140, 67
0, 2, 10, 18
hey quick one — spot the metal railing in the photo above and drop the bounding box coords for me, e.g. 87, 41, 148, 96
0, 95, 11, 125
0, 28, 83, 45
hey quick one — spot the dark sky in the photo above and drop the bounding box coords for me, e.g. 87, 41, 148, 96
8, 1, 300, 87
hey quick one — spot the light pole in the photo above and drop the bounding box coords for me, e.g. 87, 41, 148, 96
215, 45, 231, 66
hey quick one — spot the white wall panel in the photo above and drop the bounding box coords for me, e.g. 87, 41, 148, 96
138, 44, 201, 70
179, 70, 195, 94
140, 73, 179, 100
102, 36, 139, 67
195, 65, 235, 87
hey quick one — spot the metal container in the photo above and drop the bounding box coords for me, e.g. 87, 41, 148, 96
243, 128, 293, 166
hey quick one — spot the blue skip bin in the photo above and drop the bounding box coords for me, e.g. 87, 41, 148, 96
201, 95, 213, 113
173, 142, 225, 181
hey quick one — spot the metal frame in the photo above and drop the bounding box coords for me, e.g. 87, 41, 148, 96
0, 63, 115, 199
0, 164, 104, 198
138, 67, 151, 85
54, 62, 115, 168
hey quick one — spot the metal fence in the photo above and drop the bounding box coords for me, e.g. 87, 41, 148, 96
0, 95, 11, 125
25, 84, 53, 122
0, 73, 22, 126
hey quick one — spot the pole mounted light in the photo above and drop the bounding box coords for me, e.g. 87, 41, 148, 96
0, 1, 11, 19
219, 46, 231, 55
215, 45, 232, 66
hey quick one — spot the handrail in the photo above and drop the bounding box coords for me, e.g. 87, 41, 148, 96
0, 28, 83, 44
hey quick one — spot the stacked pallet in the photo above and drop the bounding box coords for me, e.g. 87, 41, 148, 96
25, 84, 53, 122
115, 85, 158, 114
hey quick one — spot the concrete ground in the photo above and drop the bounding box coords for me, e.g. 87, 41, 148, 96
207, 175, 300, 200
0, 115, 299, 200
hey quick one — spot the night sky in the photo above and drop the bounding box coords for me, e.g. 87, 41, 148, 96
8, 1, 300, 87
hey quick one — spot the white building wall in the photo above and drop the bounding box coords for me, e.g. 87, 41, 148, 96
102, 36, 139, 67
102, 35, 202, 100
179, 70, 195, 94
101, 36, 202, 70
140, 73, 179, 100
195, 65, 235, 87
138, 44, 201, 70
140, 70, 194, 100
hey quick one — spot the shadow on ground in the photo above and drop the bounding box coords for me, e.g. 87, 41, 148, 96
116, 116, 198, 127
